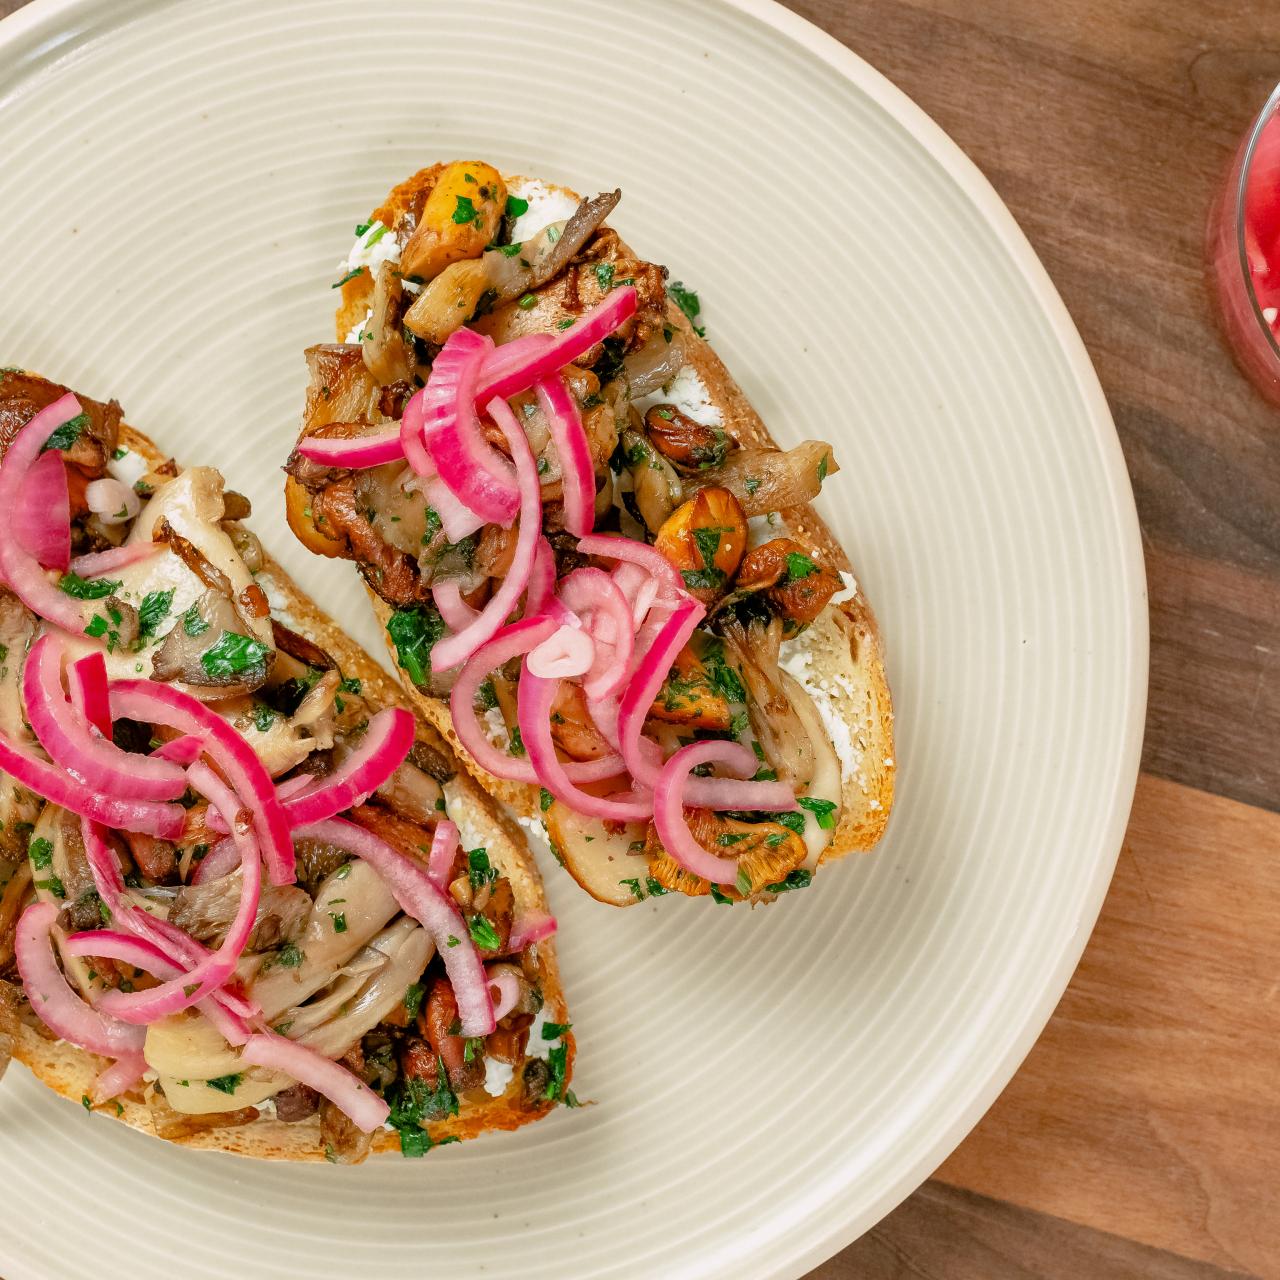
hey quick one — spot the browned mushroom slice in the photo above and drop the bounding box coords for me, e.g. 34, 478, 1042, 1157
691, 441, 839, 518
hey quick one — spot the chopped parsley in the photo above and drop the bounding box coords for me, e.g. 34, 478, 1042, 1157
271, 941, 305, 969
329, 910, 348, 933
744, 475, 761, 497
544, 1041, 570, 1102
28, 836, 53, 869
708, 884, 734, 905
680, 525, 733, 592
386, 604, 445, 687
798, 796, 839, 829
463, 1035, 485, 1063
206, 1073, 242, 1095
200, 632, 270, 679
403, 981, 426, 1020
765, 869, 813, 894
508, 724, 526, 758
452, 194, 479, 225
467, 847, 497, 891
386, 1063, 458, 1156
702, 639, 747, 703
58, 571, 120, 600
35, 874, 66, 899
668, 281, 706, 337
338, 676, 362, 695
817, 453, 830, 483
542, 1021, 571, 1040
182, 603, 210, 636
137, 588, 174, 640
505, 194, 529, 220
777, 811, 806, 836
468, 914, 501, 951
786, 552, 818, 581
40, 412, 88, 454
331, 266, 365, 289
619, 876, 669, 902
729, 710, 751, 739
594, 262, 615, 292
717, 832, 747, 846
251, 703, 277, 733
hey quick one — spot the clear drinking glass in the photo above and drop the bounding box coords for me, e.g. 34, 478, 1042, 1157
1208, 83, 1280, 406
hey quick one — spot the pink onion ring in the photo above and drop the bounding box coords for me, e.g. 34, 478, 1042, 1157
16, 451, 71, 570
486, 967, 522, 1023
653, 740, 776, 885
479, 287, 638, 403
296, 817, 495, 1036
577, 532, 684, 598
14, 901, 144, 1057
427, 396, 541, 671
90, 1052, 147, 1104
426, 819, 459, 890
98, 761, 263, 1022
66, 651, 113, 740
24, 634, 186, 802
0, 727, 184, 838
526, 624, 595, 680
432, 579, 480, 632
0, 393, 95, 632
615, 597, 704, 792
108, 680, 295, 885
524, 537, 556, 617
555, 567, 636, 701
79, 821, 256, 1038
611, 562, 661, 626
508, 910, 557, 952
281, 707, 414, 828
69, 541, 163, 578
150, 734, 203, 765
64, 928, 182, 976
422, 472, 488, 542
535, 375, 594, 538
449, 618, 625, 785
518, 666, 652, 821
188, 836, 238, 884
240, 1032, 389, 1133
614, 601, 797, 812
416, 328, 520, 524
296, 425, 405, 468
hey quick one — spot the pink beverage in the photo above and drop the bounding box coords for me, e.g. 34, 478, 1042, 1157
1208, 86, 1280, 405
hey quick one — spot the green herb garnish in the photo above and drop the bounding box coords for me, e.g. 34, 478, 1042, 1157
386, 604, 445, 687
58, 571, 119, 600
200, 632, 269, 679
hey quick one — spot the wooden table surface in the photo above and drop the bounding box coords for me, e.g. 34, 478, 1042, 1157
775, 1, 1280, 1277
3, 1, 1276, 1276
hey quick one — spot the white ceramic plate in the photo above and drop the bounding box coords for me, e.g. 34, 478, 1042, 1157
0, 1, 1147, 1276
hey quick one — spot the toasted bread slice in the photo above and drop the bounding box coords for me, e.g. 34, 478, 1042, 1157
328, 169, 894, 865
5, 407, 571, 1161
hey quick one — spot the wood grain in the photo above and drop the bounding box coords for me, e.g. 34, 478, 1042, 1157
782, 0, 1280, 812
936, 774, 1280, 1275
809, 1182, 1258, 1280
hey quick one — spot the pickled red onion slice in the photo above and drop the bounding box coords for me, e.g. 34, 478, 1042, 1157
240, 1032, 389, 1133
14, 901, 144, 1058
16, 451, 70, 570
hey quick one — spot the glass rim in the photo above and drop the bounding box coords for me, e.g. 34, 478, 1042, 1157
1234, 81, 1280, 362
